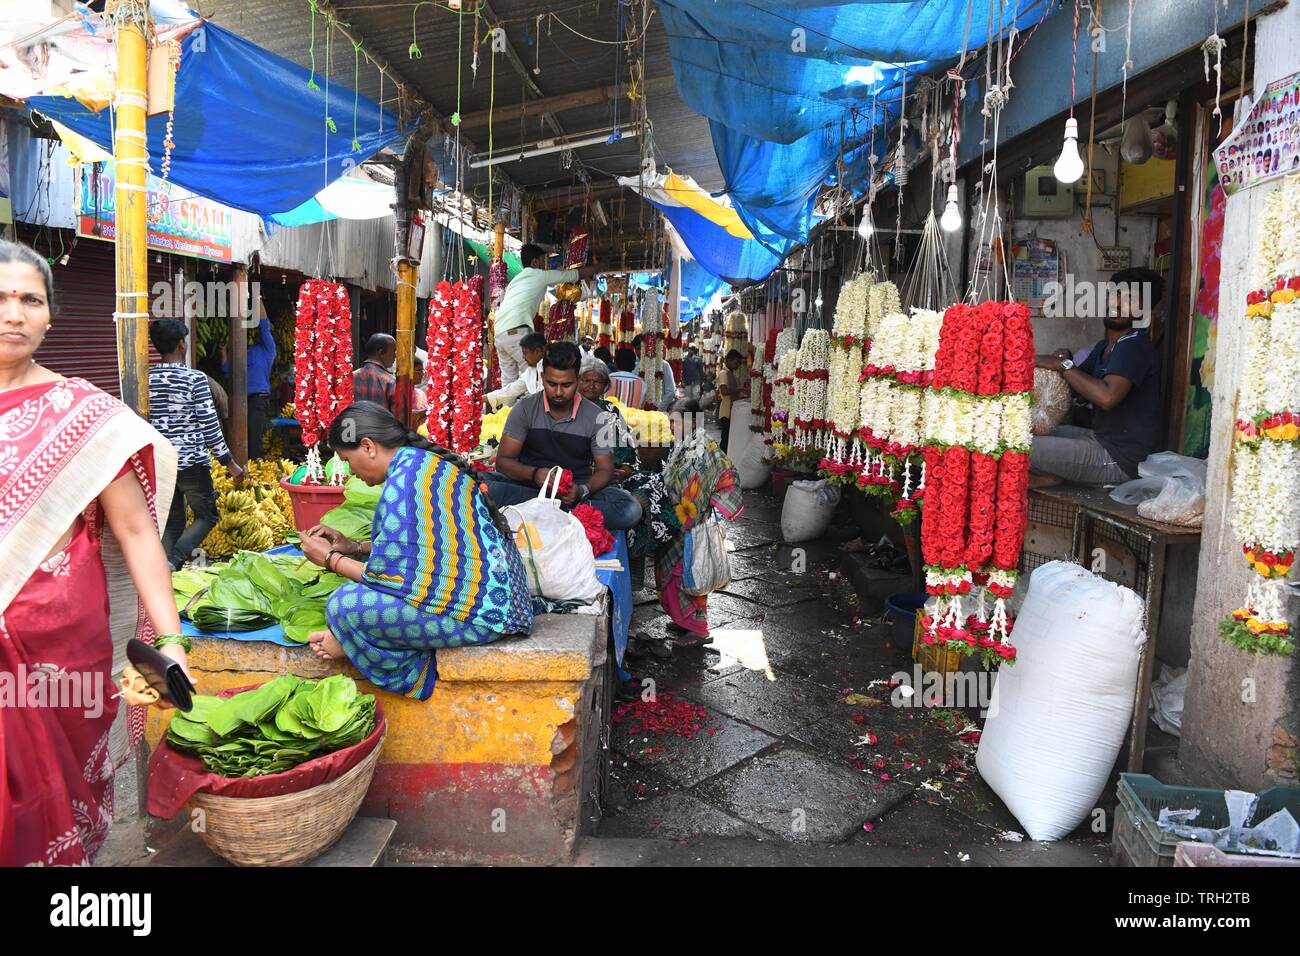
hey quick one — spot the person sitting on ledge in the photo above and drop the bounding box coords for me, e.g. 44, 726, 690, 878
301, 402, 533, 699
1031, 269, 1163, 487
480, 341, 644, 531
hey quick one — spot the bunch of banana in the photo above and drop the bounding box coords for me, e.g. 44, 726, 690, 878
262, 428, 285, 462
192, 311, 228, 362
280, 402, 296, 419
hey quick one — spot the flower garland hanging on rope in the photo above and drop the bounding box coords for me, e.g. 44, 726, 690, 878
1223, 174, 1300, 656
545, 227, 588, 341
640, 292, 667, 410
918, 301, 1034, 667
819, 275, 873, 481
597, 298, 613, 348
792, 329, 831, 457
426, 277, 486, 454
293, 279, 354, 481
769, 349, 799, 461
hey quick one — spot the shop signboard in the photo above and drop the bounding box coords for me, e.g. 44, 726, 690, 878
77, 163, 234, 262
1215, 68, 1300, 195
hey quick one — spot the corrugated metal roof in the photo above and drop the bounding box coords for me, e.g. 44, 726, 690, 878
201, 0, 721, 268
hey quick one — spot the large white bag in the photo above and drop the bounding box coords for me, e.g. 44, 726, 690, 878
975, 561, 1146, 841
738, 437, 772, 490
726, 400, 753, 466
780, 478, 841, 542
501, 468, 604, 603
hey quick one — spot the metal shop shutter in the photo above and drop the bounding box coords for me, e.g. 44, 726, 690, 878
34, 236, 121, 395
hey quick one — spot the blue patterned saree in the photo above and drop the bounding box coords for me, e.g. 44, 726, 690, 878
326, 446, 533, 699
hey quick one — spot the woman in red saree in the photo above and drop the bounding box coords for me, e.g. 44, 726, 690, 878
0, 242, 188, 866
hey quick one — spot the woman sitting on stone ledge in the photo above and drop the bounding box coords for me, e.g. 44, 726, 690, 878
301, 402, 533, 699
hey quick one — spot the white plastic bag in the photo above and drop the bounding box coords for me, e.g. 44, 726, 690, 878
1110, 452, 1207, 526
1150, 666, 1187, 737
738, 437, 773, 490
975, 561, 1146, 841
682, 517, 732, 596
1031, 368, 1072, 436
780, 479, 841, 542
726, 400, 753, 467
500, 468, 604, 603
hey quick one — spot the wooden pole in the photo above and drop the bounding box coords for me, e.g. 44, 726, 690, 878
111, 0, 150, 415
493, 221, 505, 260
392, 146, 419, 429
228, 265, 249, 464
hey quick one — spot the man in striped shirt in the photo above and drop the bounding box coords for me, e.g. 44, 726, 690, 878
148, 320, 243, 570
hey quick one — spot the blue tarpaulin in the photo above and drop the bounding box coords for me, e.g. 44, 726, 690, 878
674, 257, 728, 319
29, 21, 408, 218
659, 0, 1057, 255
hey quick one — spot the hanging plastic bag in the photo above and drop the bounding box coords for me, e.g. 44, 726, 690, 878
1110, 452, 1206, 526
682, 517, 732, 596
1031, 368, 1072, 436
1120, 115, 1154, 165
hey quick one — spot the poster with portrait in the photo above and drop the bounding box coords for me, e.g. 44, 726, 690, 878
1215, 69, 1300, 195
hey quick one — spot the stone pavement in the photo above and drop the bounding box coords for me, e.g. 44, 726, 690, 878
599, 485, 1111, 865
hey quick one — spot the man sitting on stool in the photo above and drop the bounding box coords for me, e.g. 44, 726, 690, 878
481, 341, 643, 531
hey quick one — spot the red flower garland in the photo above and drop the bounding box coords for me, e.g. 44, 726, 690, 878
425, 277, 485, 453
426, 281, 455, 446
545, 227, 589, 342
572, 504, 615, 557
293, 279, 354, 447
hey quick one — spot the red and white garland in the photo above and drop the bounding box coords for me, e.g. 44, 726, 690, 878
545, 227, 589, 341
918, 302, 1034, 667
640, 291, 667, 409
293, 279, 354, 479
597, 298, 613, 349
791, 329, 831, 451
426, 276, 486, 453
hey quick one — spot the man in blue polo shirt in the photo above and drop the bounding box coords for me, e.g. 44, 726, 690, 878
481, 341, 642, 531
1031, 269, 1163, 486
220, 309, 277, 460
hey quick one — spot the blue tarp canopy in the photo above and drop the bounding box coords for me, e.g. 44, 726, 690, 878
674, 257, 728, 320
660, 0, 1056, 253
29, 21, 408, 218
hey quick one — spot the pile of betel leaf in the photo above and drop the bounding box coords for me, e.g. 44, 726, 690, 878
165, 674, 377, 777
173, 552, 348, 641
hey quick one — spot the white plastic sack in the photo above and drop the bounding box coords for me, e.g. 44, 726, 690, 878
1110, 452, 1207, 526
500, 469, 604, 604
780, 478, 841, 543
1031, 368, 1072, 436
976, 561, 1146, 841
727, 400, 753, 466
1150, 666, 1187, 737
738, 437, 773, 490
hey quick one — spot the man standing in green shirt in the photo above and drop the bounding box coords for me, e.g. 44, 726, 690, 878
494, 244, 602, 387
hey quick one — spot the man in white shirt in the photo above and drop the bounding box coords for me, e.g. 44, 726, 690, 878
485, 332, 546, 409
494, 243, 602, 387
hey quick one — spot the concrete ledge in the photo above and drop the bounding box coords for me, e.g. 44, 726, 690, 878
148, 608, 612, 864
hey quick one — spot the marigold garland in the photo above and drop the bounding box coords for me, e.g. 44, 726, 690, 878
1223, 173, 1300, 656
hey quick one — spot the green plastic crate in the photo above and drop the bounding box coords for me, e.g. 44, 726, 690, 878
1114, 773, 1300, 867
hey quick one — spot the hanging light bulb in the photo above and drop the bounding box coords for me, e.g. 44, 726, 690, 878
940, 185, 962, 232
1054, 117, 1085, 184
858, 214, 874, 240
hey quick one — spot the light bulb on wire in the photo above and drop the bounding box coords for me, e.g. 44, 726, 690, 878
1054, 117, 1085, 184
858, 211, 874, 240
940, 185, 962, 232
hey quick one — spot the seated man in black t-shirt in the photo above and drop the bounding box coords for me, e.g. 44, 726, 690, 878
1030, 269, 1163, 486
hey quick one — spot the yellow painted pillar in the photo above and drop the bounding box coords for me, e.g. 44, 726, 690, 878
394, 258, 417, 428
112, 0, 151, 414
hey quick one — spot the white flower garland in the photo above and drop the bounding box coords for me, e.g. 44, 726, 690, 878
793, 329, 831, 447
827, 342, 864, 436
834, 275, 872, 339
641, 290, 663, 334
867, 282, 901, 339
999, 392, 1033, 451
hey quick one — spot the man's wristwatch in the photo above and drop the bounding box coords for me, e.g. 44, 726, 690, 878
1059, 358, 1075, 371
578, 484, 590, 499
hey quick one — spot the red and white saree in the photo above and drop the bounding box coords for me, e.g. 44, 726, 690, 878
0, 378, 175, 866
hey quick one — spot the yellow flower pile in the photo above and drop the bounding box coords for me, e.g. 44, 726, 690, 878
471, 397, 674, 449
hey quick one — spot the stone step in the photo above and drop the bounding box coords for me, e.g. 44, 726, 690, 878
150, 816, 397, 867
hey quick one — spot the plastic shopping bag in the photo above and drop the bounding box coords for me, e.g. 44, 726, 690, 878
501, 468, 604, 603
682, 517, 731, 596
